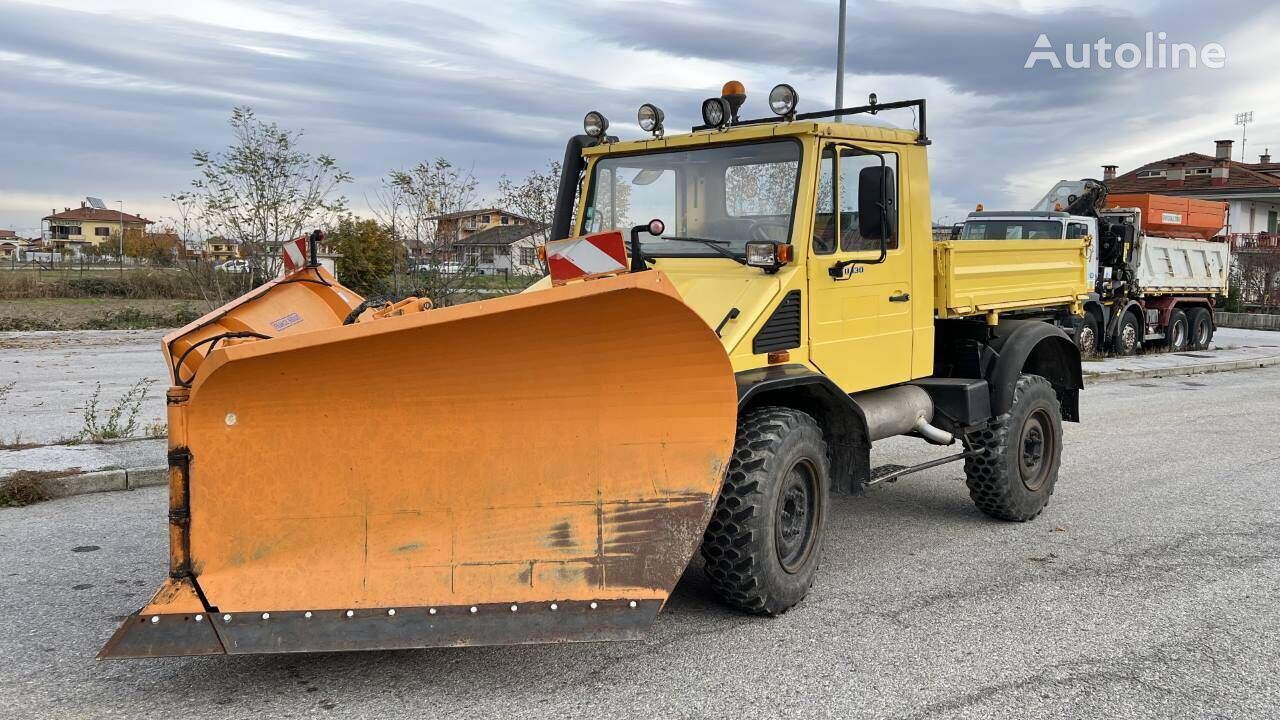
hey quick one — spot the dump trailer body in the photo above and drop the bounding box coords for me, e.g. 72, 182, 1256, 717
100, 267, 737, 658
1129, 233, 1230, 295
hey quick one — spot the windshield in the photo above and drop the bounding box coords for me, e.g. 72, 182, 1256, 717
581, 140, 801, 256
960, 220, 1064, 240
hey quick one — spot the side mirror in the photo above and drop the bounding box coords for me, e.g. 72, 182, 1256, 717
858, 165, 897, 241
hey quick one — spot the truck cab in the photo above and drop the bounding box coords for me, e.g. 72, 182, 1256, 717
548, 84, 1085, 615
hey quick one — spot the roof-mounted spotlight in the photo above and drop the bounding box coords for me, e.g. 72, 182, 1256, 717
867, 92, 879, 114
768, 83, 799, 118
637, 103, 665, 137
721, 81, 746, 123
701, 97, 731, 130
583, 110, 609, 138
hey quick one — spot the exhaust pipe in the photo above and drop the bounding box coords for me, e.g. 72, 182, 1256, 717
853, 385, 954, 446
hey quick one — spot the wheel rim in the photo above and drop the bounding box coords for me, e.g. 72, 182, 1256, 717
1079, 326, 1096, 356
1171, 321, 1185, 348
774, 459, 819, 574
1196, 320, 1210, 345
1120, 323, 1138, 353
1018, 409, 1055, 492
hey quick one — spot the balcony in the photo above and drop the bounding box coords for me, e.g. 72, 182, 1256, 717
1231, 233, 1280, 251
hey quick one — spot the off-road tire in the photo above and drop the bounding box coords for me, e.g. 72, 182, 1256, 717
1166, 309, 1189, 352
1114, 311, 1141, 356
1187, 307, 1213, 351
701, 407, 831, 616
964, 374, 1063, 522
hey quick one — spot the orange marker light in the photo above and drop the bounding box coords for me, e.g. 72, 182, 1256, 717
767, 350, 790, 364
776, 244, 793, 263
976, 203, 984, 212
722, 80, 746, 97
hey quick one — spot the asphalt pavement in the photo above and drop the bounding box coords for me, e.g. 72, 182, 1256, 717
1, 366, 1277, 719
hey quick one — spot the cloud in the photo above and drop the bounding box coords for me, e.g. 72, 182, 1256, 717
0, 0, 1277, 235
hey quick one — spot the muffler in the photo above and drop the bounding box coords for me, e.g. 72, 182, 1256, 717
852, 386, 954, 446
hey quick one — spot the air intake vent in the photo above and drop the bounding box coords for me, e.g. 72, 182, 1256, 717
752, 291, 802, 354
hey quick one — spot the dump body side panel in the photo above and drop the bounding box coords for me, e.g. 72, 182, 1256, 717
1131, 235, 1230, 295
934, 239, 1089, 319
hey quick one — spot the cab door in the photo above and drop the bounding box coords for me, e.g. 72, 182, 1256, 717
807, 143, 913, 393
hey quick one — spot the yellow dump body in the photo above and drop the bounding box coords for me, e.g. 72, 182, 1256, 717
933, 239, 1090, 320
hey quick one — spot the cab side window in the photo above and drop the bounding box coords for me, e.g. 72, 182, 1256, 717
814, 146, 899, 254
1067, 222, 1090, 239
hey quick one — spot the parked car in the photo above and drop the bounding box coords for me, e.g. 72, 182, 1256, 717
410, 260, 463, 275
217, 259, 251, 273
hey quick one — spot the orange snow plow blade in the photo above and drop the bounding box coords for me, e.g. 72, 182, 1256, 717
100, 267, 737, 658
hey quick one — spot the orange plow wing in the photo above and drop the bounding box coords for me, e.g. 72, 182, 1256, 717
100, 270, 737, 658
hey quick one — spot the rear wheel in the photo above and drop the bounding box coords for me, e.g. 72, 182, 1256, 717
964, 374, 1063, 522
1188, 307, 1214, 350
1114, 311, 1141, 356
701, 407, 830, 615
1166, 309, 1189, 352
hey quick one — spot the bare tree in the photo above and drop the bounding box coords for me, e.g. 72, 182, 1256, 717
496, 160, 561, 274
188, 106, 351, 280
382, 159, 480, 304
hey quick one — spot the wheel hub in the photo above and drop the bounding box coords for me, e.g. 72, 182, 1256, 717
1018, 409, 1055, 491
775, 461, 818, 573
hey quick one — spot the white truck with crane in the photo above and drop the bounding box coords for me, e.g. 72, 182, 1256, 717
957, 180, 1230, 356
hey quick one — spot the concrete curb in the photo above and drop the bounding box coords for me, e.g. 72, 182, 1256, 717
1084, 354, 1280, 384
36, 465, 166, 499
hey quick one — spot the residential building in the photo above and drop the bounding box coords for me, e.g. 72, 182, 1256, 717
430, 208, 535, 253
1104, 140, 1280, 249
205, 237, 241, 262
453, 224, 545, 275
41, 202, 153, 254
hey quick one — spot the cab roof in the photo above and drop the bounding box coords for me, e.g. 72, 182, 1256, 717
581, 121, 922, 158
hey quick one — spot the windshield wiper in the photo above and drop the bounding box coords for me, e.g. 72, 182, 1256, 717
659, 236, 748, 264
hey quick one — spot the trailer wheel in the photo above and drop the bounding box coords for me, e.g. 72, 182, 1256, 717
1077, 313, 1100, 358
1166, 309, 1189, 352
1188, 307, 1213, 350
701, 406, 831, 616
964, 374, 1062, 522
1114, 311, 1141, 356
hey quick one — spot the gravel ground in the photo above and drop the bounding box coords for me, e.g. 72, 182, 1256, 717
0, 330, 167, 445
0, 367, 1277, 719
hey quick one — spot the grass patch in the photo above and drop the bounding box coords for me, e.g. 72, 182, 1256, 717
0, 298, 203, 330
0, 470, 78, 507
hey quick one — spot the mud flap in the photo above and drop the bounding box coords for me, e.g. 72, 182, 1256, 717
101, 271, 737, 658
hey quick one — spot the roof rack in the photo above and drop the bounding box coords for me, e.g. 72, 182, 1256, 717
692, 98, 930, 145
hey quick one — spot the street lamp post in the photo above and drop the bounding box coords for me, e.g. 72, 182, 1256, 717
835, 0, 847, 120
117, 200, 125, 275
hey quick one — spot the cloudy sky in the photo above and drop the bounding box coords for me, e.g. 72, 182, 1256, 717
2, 0, 1277, 235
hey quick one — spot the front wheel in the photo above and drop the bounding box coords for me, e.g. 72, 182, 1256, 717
964, 374, 1063, 522
1077, 313, 1101, 358
701, 407, 831, 616
1114, 311, 1141, 356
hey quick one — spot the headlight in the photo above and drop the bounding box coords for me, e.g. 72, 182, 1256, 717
637, 103, 665, 134
768, 83, 798, 117
745, 241, 792, 269
701, 97, 730, 128
583, 111, 609, 138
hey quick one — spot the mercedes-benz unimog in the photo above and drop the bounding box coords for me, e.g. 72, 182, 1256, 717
100, 83, 1085, 659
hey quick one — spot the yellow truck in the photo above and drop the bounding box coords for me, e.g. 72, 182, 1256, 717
100, 83, 1087, 659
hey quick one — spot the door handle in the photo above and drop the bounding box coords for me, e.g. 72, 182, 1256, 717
889, 292, 911, 303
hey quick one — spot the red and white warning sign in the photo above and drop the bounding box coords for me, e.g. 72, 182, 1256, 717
546, 231, 628, 285
281, 235, 309, 273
